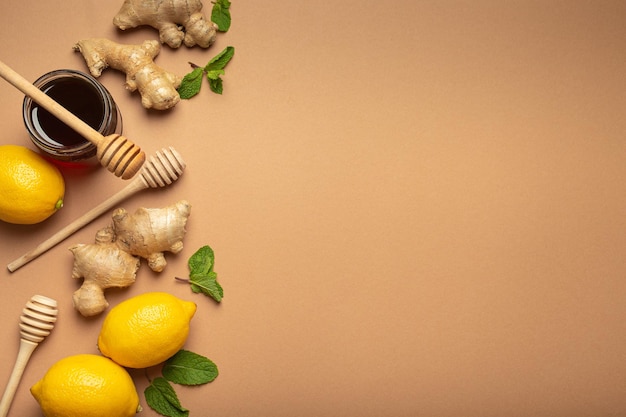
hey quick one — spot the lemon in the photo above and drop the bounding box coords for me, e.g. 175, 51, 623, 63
0, 145, 65, 224
98, 292, 197, 368
30, 354, 140, 417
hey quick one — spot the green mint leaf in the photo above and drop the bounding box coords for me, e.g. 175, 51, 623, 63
145, 377, 189, 417
207, 69, 225, 80
211, 0, 232, 32
208, 76, 224, 94
190, 271, 223, 302
205, 46, 235, 72
187, 245, 223, 301
205, 46, 234, 94
188, 245, 214, 275
163, 350, 219, 385
177, 67, 204, 99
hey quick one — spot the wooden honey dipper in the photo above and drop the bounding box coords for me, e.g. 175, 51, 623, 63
7, 147, 186, 272
0, 295, 58, 417
0, 59, 145, 180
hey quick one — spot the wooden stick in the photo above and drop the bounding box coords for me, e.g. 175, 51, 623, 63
0, 295, 58, 417
0, 59, 145, 179
7, 147, 185, 272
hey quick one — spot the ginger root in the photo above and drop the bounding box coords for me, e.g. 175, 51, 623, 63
113, 0, 218, 49
70, 227, 140, 317
69, 200, 191, 316
74, 38, 182, 110
113, 200, 191, 272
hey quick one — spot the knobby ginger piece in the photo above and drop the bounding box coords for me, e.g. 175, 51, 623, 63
74, 38, 182, 110
113, 200, 191, 272
69, 200, 191, 317
113, 0, 218, 48
70, 227, 140, 317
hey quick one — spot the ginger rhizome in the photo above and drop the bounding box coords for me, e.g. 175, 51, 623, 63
113, 200, 191, 272
74, 38, 182, 110
70, 200, 191, 317
70, 227, 140, 317
113, 0, 218, 49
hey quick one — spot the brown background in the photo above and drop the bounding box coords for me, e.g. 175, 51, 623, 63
1, 1, 626, 416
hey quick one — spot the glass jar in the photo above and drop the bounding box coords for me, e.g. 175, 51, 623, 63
22, 69, 122, 162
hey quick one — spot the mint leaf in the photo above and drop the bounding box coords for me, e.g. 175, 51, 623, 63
188, 245, 214, 275
145, 377, 189, 417
180, 245, 223, 301
210, 79, 223, 94
206, 69, 225, 80
177, 67, 204, 99
205, 46, 235, 72
205, 68, 227, 94
190, 271, 223, 301
208, 76, 223, 94
163, 350, 219, 385
211, 0, 232, 32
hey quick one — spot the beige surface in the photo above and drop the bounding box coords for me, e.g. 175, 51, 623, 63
1, 1, 626, 416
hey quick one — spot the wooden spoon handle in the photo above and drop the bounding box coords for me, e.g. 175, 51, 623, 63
0, 59, 104, 146
0, 340, 38, 417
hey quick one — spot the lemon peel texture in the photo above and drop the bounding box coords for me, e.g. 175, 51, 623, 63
98, 292, 197, 368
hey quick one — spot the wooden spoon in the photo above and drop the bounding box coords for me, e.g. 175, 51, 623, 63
0, 59, 145, 180
7, 147, 186, 272
0, 295, 58, 417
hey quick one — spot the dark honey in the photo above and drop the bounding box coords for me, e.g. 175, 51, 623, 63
23, 69, 121, 162
30, 77, 105, 147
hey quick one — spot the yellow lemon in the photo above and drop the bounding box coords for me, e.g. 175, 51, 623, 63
98, 292, 197, 368
0, 145, 65, 224
30, 354, 140, 417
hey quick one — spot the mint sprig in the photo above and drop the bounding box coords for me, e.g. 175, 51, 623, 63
211, 0, 232, 32
176, 245, 223, 302
178, 46, 235, 98
145, 350, 219, 417
163, 350, 219, 385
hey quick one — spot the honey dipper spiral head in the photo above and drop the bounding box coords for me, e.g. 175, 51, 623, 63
19, 295, 58, 343
139, 147, 186, 188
